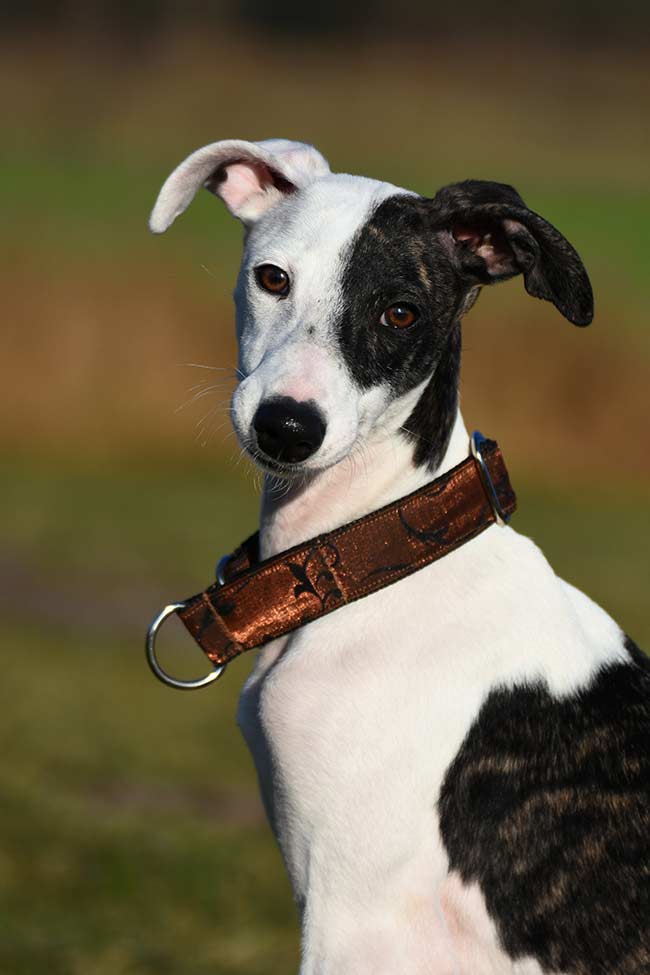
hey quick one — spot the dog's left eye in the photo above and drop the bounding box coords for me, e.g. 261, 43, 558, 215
379, 304, 419, 329
255, 264, 290, 296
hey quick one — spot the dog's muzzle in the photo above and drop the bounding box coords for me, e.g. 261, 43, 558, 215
253, 396, 326, 464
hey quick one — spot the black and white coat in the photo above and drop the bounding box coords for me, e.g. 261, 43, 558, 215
151, 139, 649, 975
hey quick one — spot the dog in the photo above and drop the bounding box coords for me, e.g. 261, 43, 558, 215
150, 139, 649, 974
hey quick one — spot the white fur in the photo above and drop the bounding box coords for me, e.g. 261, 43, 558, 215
151, 140, 627, 973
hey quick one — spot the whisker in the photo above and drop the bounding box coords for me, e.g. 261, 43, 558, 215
182, 361, 245, 380
200, 264, 219, 281
399, 424, 436, 446
176, 378, 235, 414
182, 362, 231, 372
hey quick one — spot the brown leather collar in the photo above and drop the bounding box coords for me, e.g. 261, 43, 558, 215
166, 434, 516, 673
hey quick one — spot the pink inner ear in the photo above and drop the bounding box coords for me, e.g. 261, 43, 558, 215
214, 159, 296, 220
217, 160, 274, 213
452, 224, 483, 247
452, 219, 518, 277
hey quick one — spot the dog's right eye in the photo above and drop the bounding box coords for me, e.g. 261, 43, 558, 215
255, 264, 290, 297
379, 303, 419, 329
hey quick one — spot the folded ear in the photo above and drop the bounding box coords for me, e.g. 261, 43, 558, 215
149, 138, 331, 233
432, 180, 593, 326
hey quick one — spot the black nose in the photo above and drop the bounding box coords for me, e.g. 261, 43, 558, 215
253, 397, 326, 464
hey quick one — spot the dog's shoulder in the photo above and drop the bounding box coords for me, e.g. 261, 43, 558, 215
438, 635, 650, 974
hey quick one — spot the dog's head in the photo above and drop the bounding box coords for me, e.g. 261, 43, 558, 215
151, 139, 592, 474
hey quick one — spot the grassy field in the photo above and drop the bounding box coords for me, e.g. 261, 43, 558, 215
1, 26, 649, 975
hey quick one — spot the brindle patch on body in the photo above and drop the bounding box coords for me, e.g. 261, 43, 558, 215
439, 637, 650, 975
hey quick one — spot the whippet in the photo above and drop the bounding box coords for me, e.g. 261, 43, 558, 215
149, 139, 649, 975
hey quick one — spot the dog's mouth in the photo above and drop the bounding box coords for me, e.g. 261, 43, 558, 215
245, 443, 316, 478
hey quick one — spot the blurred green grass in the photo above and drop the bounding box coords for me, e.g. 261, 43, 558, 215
1, 637, 298, 975
1, 455, 299, 975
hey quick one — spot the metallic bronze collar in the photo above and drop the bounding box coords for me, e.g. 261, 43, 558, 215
146, 432, 517, 690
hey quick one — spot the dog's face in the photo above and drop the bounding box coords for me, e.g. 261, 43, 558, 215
230, 177, 472, 475
231, 175, 413, 474
151, 139, 593, 475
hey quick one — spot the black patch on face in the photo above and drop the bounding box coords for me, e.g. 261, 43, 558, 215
337, 195, 468, 471
335, 182, 592, 470
439, 636, 650, 974
402, 321, 461, 469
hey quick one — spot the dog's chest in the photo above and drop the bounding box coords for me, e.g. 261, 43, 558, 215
238, 576, 488, 899
237, 580, 564, 975
235, 524, 636, 973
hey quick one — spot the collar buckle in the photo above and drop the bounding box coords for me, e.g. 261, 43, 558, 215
470, 431, 510, 527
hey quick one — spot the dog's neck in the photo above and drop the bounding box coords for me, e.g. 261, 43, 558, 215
259, 409, 470, 560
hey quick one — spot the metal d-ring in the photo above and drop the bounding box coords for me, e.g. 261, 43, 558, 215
215, 554, 230, 585
145, 601, 227, 691
470, 430, 510, 527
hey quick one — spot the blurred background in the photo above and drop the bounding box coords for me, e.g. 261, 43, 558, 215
1, 3, 648, 973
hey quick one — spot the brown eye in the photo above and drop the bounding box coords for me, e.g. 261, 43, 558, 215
255, 264, 290, 296
379, 303, 419, 329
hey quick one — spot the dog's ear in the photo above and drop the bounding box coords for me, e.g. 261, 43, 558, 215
432, 180, 593, 326
149, 138, 330, 233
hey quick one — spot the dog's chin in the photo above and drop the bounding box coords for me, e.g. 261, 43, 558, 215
249, 451, 309, 480
245, 444, 354, 481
